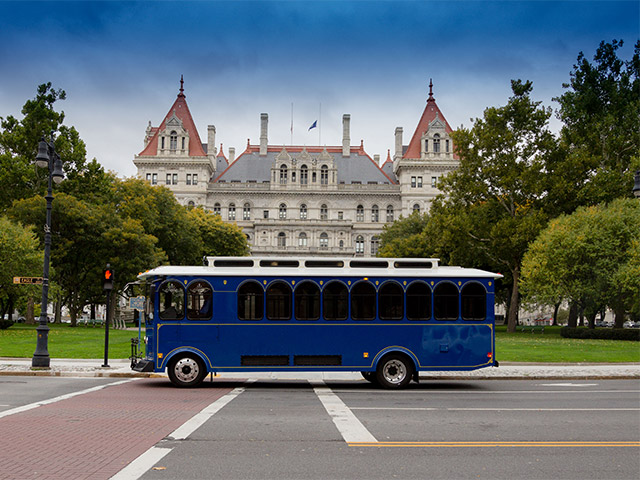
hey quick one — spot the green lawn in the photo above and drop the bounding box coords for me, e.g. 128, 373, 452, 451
0, 323, 638, 362
0, 323, 137, 359
495, 325, 640, 363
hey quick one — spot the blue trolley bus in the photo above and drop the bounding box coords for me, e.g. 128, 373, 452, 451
131, 257, 501, 389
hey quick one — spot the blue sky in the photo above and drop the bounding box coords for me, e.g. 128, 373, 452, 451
0, 0, 638, 176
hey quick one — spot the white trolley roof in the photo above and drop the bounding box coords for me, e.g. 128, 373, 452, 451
138, 257, 502, 280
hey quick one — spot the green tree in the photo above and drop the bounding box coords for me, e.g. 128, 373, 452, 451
9, 193, 166, 325
378, 211, 430, 258
0, 216, 43, 321
521, 198, 640, 328
551, 39, 640, 210
112, 178, 201, 264
0, 83, 93, 213
187, 207, 249, 258
439, 80, 556, 332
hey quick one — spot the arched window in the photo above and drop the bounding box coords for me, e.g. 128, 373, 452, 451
386, 205, 394, 222
294, 281, 320, 321
187, 280, 213, 320
320, 165, 328, 185
238, 281, 264, 321
266, 281, 292, 320
413, 204, 421, 213
356, 205, 364, 222
279, 164, 288, 184
434, 282, 459, 320
433, 134, 441, 153
298, 232, 308, 247
424, 139, 428, 152
158, 281, 184, 320
277, 232, 286, 247
300, 204, 307, 219
446, 139, 450, 153
228, 203, 236, 220
370, 236, 379, 256
243, 203, 251, 220
213, 203, 221, 215
279, 203, 287, 219
339, 240, 344, 249
323, 281, 348, 321
187, 200, 195, 208
355, 235, 364, 254
371, 205, 379, 222
351, 281, 376, 321
379, 282, 403, 321
170, 131, 178, 150
407, 282, 431, 321
320, 204, 328, 220
461, 283, 486, 321
300, 165, 308, 185
319, 232, 329, 249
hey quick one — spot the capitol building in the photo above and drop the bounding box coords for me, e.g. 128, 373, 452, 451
133, 78, 458, 256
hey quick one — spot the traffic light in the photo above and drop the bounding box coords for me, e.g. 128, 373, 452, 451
103, 265, 114, 291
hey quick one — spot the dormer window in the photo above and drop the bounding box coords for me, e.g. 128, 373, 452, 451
170, 131, 178, 151
182, 137, 186, 150
279, 165, 288, 184
446, 139, 450, 153
433, 134, 440, 153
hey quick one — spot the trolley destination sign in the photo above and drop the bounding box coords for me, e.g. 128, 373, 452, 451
13, 276, 44, 285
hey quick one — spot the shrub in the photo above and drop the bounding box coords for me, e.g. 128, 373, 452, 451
560, 327, 640, 341
0, 320, 14, 330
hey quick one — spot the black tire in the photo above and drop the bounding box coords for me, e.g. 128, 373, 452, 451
361, 371, 378, 383
167, 354, 207, 387
375, 353, 414, 389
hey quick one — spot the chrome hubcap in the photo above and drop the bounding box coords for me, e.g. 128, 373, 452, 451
382, 359, 406, 385
174, 358, 200, 383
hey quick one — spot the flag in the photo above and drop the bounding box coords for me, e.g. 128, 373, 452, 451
308, 120, 317, 131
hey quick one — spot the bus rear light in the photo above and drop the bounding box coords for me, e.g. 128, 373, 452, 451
487, 352, 493, 358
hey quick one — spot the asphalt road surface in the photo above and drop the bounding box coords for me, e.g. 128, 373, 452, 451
1, 377, 638, 480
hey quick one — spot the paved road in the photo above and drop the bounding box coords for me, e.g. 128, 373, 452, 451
1, 377, 638, 480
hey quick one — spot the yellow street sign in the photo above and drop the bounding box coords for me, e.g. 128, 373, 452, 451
13, 277, 43, 285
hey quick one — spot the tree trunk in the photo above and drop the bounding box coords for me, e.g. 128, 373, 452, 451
506, 268, 520, 333
614, 307, 625, 329
587, 312, 596, 329
26, 297, 36, 324
552, 302, 560, 326
567, 303, 578, 328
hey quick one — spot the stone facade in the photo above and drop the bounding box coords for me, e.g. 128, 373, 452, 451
133, 78, 458, 256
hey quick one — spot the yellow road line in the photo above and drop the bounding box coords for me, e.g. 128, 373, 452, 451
348, 441, 640, 448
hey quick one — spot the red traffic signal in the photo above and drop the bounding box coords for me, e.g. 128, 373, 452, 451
103, 265, 114, 291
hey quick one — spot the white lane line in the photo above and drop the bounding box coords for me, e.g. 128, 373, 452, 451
109, 447, 172, 480
331, 389, 640, 395
312, 381, 377, 443
169, 387, 245, 440
351, 407, 640, 412
110, 385, 245, 480
537, 383, 598, 387
0, 378, 137, 419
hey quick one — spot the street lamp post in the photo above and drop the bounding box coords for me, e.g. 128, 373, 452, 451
633, 170, 640, 199
32, 134, 64, 368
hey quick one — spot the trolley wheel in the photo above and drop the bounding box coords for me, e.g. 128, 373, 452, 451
167, 354, 207, 388
361, 371, 377, 383
375, 353, 414, 389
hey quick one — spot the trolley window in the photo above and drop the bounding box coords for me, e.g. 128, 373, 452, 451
186, 281, 213, 320
158, 280, 185, 320
266, 281, 292, 320
379, 282, 404, 321
323, 281, 348, 321
434, 282, 459, 321
294, 281, 320, 321
238, 281, 264, 321
406, 282, 431, 320
351, 281, 376, 321
461, 282, 486, 321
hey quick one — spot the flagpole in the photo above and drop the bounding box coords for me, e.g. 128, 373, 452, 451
318, 103, 322, 145
290, 102, 294, 145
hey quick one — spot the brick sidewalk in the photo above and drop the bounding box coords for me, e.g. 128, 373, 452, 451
0, 379, 233, 480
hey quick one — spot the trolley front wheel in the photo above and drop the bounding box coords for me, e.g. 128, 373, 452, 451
167, 354, 207, 388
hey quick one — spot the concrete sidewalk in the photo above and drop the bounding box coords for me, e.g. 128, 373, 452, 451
1, 357, 639, 380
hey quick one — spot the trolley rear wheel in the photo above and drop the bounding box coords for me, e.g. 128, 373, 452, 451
375, 353, 414, 389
